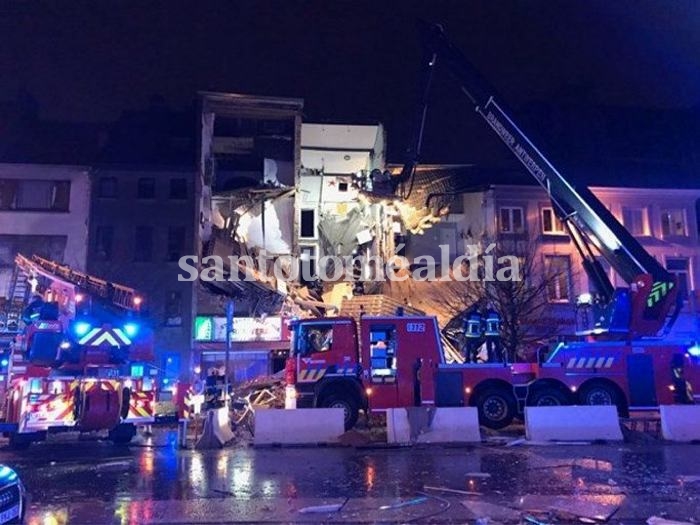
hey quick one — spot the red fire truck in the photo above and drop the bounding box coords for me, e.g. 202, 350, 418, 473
285, 24, 700, 430
0, 255, 156, 448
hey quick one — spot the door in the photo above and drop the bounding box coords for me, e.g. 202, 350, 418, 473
626, 354, 657, 407
366, 324, 399, 409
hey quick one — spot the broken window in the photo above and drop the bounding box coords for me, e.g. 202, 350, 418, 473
134, 226, 153, 262
300, 209, 316, 238
137, 177, 156, 199
300, 245, 316, 282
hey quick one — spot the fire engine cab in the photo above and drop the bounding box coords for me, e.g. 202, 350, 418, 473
0, 254, 156, 448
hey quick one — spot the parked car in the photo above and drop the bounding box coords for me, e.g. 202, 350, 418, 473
0, 465, 25, 524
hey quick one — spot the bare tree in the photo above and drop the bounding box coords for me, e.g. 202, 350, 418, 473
437, 235, 574, 362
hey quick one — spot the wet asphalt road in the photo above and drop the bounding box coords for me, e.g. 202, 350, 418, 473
1, 430, 699, 524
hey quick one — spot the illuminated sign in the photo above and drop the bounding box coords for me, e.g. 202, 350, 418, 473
194, 316, 284, 342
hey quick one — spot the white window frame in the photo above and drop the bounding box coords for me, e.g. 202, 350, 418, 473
544, 255, 572, 303
660, 208, 688, 238
622, 206, 650, 236
541, 207, 566, 235
499, 206, 525, 234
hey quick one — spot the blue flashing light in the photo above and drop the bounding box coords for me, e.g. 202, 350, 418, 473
74, 322, 92, 337
124, 323, 139, 337
162, 378, 170, 385
0, 359, 8, 367
688, 344, 700, 358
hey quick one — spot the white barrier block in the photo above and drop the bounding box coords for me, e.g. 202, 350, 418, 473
254, 408, 344, 445
660, 405, 700, 442
386, 408, 412, 444
386, 407, 481, 444
525, 406, 623, 442
417, 407, 481, 443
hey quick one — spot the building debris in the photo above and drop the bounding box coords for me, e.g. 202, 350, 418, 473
298, 503, 345, 514
647, 517, 695, 525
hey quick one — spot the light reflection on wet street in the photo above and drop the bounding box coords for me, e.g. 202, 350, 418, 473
1, 430, 699, 524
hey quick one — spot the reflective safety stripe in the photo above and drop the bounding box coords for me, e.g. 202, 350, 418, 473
78, 328, 101, 345
112, 328, 132, 345
566, 357, 615, 369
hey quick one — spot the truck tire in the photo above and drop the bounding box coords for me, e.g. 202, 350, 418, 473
108, 423, 137, 444
475, 388, 516, 429
320, 395, 359, 430
529, 387, 571, 407
578, 382, 627, 416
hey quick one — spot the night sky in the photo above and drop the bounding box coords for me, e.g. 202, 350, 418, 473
1, 0, 698, 165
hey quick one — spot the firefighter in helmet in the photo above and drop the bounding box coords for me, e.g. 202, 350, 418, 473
463, 306, 483, 363
484, 307, 503, 362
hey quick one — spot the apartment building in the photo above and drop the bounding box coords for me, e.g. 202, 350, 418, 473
0, 164, 91, 306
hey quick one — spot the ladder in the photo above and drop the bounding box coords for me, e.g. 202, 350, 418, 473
0, 266, 31, 334
14, 254, 143, 312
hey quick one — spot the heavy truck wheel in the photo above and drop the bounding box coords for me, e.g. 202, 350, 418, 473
578, 382, 628, 417
528, 386, 571, 407
319, 395, 359, 430
475, 387, 516, 429
108, 423, 137, 444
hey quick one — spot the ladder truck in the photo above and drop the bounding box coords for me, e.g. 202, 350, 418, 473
284, 23, 700, 430
0, 254, 156, 448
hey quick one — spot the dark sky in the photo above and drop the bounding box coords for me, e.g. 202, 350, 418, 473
1, 0, 698, 164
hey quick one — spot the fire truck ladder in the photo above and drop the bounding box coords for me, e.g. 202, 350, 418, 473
14, 254, 143, 312
0, 266, 32, 334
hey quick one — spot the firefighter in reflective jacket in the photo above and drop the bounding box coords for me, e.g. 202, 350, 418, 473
484, 308, 503, 362
463, 308, 483, 363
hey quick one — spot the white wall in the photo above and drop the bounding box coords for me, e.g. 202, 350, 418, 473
0, 164, 91, 270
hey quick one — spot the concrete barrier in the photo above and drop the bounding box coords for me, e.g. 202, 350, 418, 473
254, 408, 344, 445
386, 407, 481, 444
525, 406, 623, 442
660, 405, 700, 442
195, 407, 235, 449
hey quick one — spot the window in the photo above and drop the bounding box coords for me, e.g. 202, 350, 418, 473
338, 182, 348, 192
300, 209, 316, 238
0, 179, 70, 211
666, 257, 691, 301
167, 226, 186, 262
99, 177, 117, 198
165, 291, 182, 326
94, 226, 114, 261
137, 177, 156, 199
169, 178, 187, 199
499, 207, 524, 234
661, 209, 687, 237
545, 255, 571, 302
300, 245, 316, 282
622, 207, 649, 236
369, 325, 397, 384
134, 226, 153, 262
541, 207, 566, 235
296, 324, 334, 355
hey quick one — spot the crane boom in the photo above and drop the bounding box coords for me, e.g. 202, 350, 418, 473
402, 22, 679, 337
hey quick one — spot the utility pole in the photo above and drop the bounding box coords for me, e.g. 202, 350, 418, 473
225, 300, 234, 409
